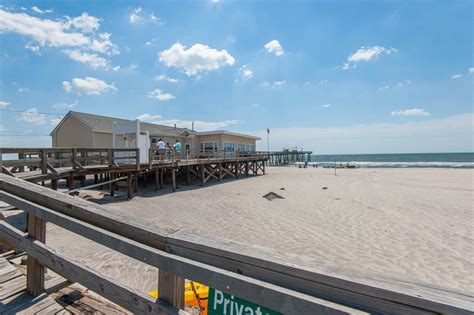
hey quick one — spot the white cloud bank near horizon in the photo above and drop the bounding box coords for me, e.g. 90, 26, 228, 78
253, 113, 474, 154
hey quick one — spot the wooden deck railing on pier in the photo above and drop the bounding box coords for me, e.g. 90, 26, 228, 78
0, 147, 140, 176
0, 174, 472, 314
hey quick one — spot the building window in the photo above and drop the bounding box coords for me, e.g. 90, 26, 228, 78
200, 141, 218, 152
247, 144, 255, 151
224, 142, 235, 151
238, 143, 245, 151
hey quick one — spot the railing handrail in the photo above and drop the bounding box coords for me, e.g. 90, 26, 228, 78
0, 174, 471, 315
0, 174, 364, 314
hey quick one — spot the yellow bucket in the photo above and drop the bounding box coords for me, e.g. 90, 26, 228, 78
149, 282, 209, 314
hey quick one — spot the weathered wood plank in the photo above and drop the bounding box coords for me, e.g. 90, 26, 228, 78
158, 271, 184, 309
0, 272, 25, 300
0, 174, 169, 250
0, 222, 180, 315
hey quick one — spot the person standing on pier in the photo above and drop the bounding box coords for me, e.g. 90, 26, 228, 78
174, 140, 182, 160
156, 138, 166, 161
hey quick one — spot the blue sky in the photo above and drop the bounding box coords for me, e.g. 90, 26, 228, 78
0, 0, 472, 153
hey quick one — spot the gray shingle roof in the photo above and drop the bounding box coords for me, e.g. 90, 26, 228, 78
68, 111, 187, 136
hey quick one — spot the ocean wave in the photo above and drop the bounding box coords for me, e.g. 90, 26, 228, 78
296, 161, 474, 168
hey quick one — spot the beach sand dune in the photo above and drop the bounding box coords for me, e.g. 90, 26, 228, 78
39, 167, 473, 295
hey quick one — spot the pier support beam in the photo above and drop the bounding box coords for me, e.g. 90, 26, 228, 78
127, 173, 133, 199
171, 169, 176, 192
51, 179, 57, 191
110, 173, 115, 196
26, 213, 46, 296
155, 169, 159, 191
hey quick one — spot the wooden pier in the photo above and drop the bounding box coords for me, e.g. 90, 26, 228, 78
0, 147, 268, 199
265, 150, 312, 166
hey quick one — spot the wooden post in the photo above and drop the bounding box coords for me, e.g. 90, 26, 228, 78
110, 173, 115, 196
245, 161, 249, 177
72, 148, 77, 169
201, 165, 205, 186
107, 149, 113, 167
234, 162, 239, 178
158, 270, 185, 310
26, 213, 46, 296
159, 170, 164, 189
218, 163, 222, 181
94, 174, 98, 184
40, 149, 47, 174
18, 153, 25, 172
155, 169, 159, 191
263, 160, 266, 175
127, 173, 133, 199
136, 174, 140, 193
171, 168, 176, 192
67, 175, 74, 190
186, 167, 191, 185
51, 179, 58, 191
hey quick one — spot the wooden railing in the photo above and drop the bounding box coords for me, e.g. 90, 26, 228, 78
0, 174, 472, 314
149, 149, 270, 165
0, 147, 140, 175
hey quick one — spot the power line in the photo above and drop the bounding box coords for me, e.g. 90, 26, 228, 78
0, 108, 66, 116
0, 133, 50, 136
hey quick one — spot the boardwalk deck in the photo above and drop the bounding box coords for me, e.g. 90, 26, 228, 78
0, 255, 131, 314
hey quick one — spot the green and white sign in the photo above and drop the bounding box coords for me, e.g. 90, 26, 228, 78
208, 288, 282, 315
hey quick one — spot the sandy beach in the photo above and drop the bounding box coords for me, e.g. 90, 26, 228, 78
6, 167, 473, 296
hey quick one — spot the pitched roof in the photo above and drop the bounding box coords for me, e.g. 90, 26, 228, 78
50, 111, 187, 136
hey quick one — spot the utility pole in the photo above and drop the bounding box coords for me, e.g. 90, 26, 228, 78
266, 128, 270, 156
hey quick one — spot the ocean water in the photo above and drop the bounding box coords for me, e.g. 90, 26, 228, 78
309, 152, 474, 168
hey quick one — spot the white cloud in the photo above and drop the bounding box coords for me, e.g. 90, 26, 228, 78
17, 88, 29, 92
343, 46, 396, 70
348, 46, 396, 62
0, 101, 9, 109
52, 100, 78, 109
0, 9, 118, 58
50, 117, 63, 125
31, 6, 53, 14
321, 104, 332, 108
152, 119, 241, 131
451, 74, 463, 79
0, 125, 6, 132
391, 108, 430, 117
155, 74, 178, 83
63, 77, 117, 95
136, 113, 162, 121
63, 49, 110, 69
264, 40, 284, 56
159, 42, 235, 76
17, 108, 46, 125
64, 12, 100, 33
468, 67, 474, 75
239, 65, 253, 80
148, 89, 175, 101
25, 42, 41, 54
273, 80, 286, 87
129, 7, 162, 25
380, 80, 412, 90
254, 113, 473, 153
